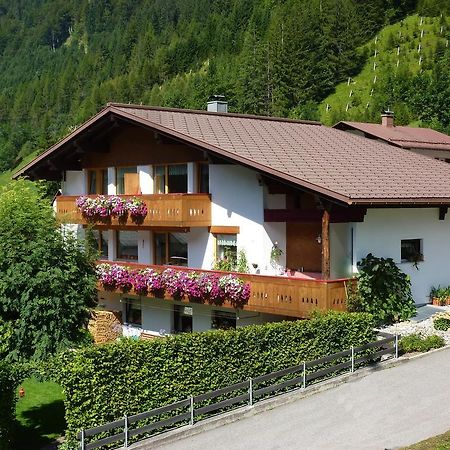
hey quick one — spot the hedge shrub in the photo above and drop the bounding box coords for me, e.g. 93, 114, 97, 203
53, 312, 375, 446
399, 334, 445, 353
0, 362, 28, 450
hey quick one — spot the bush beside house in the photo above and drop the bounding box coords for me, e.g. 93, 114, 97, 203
54, 311, 375, 446
348, 253, 416, 325
0, 363, 28, 450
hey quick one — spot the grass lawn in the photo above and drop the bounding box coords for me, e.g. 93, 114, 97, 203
15, 377, 65, 450
404, 431, 450, 449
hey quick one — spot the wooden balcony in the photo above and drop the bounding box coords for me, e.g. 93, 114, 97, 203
98, 262, 350, 319
55, 194, 211, 228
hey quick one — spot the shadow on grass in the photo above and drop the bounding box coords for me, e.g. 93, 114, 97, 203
15, 399, 66, 450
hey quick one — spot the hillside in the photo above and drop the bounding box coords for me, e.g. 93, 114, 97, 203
320, 14, 450, 127
0, 0, 449, 178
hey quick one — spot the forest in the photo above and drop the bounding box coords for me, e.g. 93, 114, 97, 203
0, 0, 448, 174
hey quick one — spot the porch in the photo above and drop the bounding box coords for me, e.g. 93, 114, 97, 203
97, 261, 351, 319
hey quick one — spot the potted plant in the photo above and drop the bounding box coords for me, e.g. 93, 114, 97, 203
430, 286, 450, 306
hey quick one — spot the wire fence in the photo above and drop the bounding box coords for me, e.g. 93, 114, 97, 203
78, 334, 398, 450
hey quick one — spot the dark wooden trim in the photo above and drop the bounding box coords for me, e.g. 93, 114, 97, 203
321, 210, 330, 280
264, 208, 366, 223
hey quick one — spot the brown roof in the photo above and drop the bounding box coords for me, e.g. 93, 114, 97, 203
334, 121, 450, 151
15, 103, 450, 205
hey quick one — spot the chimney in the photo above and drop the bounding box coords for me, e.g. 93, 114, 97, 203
381, 110, 394, 128
207, 95, 228, 113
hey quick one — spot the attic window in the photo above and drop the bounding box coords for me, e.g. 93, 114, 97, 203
401, 239, 423, 263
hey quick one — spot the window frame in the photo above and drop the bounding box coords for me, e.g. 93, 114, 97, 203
116, 230, 139, 261
124, 298, 142, 326
153, 232, 188, 266
153, 163, 188, 194
86, 168, 108, 195
211, 310, 236, 330
400, 238, 424, 263
90, 229, 109, 259
116, 166, 138, 195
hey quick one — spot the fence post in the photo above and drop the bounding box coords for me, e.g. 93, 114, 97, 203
80, 429, 85, 450
249, 378, 253, 406
189, 396, 194, 426
124, 415, 128, 448
351, 346, 354, 373
395, 334, 399, 359
302, 361, 306, 389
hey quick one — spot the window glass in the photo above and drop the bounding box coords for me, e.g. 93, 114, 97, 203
125, 298, 142, 325
87, 170, 97, 195
154, 165, 166, 194
199, 163, 209, 193
101, 169, 108, 194
154, 233, 167, 265
117, 231, 138, 261
216, 234, 237, 260
211, 310, 236, 330
173, 305, 193, 333
169, 233, 188, 266
91, 229, 108, 259
401, 239, 423, 262
168, 164, 187, 193
116, 167, 137, 194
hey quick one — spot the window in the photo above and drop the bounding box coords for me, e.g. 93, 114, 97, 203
153, 164, 187, 193
198, 163, 209, 193
116, 167, 138, 195
87, 169, 108, 195
154, 232, 188, 266
125, 298, 142, 326
211, 310, 236, 330
173, 305, 193, 333
216, 234, 237, 261
401, 239, 423, 263
90, 229, 108, 259
117, 231, 138, 261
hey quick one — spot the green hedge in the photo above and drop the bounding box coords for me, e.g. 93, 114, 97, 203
0, 363, 28, 450
54, 311, 375, 446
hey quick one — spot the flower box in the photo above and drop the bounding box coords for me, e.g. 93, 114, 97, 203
96, 263, 251, 308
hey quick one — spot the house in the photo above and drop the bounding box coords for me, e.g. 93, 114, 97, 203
334, 111, 450, 161
15, 101, 450, 337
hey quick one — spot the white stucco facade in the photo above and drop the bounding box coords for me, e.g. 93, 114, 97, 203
352, 208, 450, 304
209, 165, 286, 275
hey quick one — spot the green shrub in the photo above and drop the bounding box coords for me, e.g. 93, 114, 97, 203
348, 253, 416, 325
0, 362, 28, 450
54, 312, 375, 447
433, 317, 450, 331
399, 334, 445, 353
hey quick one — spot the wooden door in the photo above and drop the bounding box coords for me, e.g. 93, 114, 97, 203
286, 222, 322, 272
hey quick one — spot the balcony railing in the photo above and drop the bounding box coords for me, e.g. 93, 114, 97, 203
98, 261, 350, 319
55, 194, 211, 228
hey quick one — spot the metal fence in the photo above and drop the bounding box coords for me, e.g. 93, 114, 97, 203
78, 334, 398, 450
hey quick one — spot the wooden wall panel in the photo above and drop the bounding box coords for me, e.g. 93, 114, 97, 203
83, 125, 206, 168
286, 222, 322, 272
